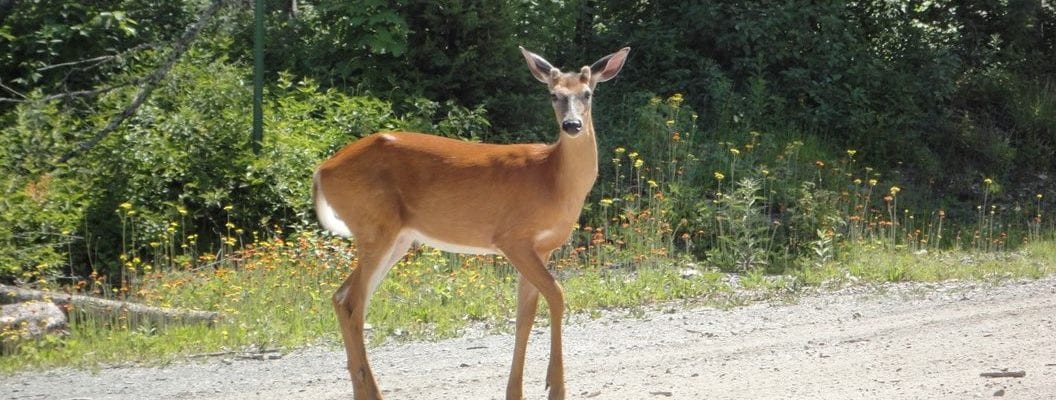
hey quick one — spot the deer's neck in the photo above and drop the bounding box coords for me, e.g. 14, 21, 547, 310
552, 116, 599, 203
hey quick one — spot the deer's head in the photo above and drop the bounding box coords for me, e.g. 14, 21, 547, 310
520, 47, 630, 136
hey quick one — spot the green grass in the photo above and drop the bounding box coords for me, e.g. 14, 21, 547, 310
3, 232, 1055, 373
798, 240, 1056, 286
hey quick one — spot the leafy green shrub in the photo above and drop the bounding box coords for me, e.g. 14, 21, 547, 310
0, 100, 86, 279
1, 45, 494, 282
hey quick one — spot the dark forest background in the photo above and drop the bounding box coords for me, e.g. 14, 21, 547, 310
1, 0, 1053, 280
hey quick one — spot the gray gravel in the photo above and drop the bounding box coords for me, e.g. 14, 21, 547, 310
4, 276, 1055, 399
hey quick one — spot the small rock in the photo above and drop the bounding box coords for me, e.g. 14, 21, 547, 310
994, 389, 1005, 396
1, 301, 69, 350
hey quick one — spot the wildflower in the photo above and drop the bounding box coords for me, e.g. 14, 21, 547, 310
714, 171, 726, 181
599, 198, 614, 206
868, 179, 878, 186
846, 149, 857, 157
177, 206, 188, 215
665, 119, 675, 127
223, 204, 234, 211
614, 147, 626, 155
1037, 194, 1044, 200
647, 180, 658, 188
890, 186, 901, 196
633, 159, 644, 169
628, 152, 638, 159
853, 178, 862, 185
671, 132, 681, 142
761, 169, 770, 176
730, 148, 741, 156
119, 202, 133, 210
669, 92, 684, 106
815, 160, 825, 169
983, 178, 993, 186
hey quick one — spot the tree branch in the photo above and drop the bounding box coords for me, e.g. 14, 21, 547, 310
0, 83, 135, 104
0, 78, 27, 100
37, 43, 155, 72
56, 0, 224, 165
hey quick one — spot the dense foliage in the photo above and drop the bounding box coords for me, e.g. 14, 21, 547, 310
1, 0, 1054, 282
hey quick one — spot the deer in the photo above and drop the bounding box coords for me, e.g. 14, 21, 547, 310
312, 46, 629, 400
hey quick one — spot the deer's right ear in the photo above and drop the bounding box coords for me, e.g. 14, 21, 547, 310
520, 46, 557, 84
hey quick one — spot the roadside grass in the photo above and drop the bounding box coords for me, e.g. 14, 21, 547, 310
798, 240, 1056, 287
3, 234, 1055, 373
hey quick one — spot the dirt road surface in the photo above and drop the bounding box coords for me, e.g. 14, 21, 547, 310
5, 276, 1055, 399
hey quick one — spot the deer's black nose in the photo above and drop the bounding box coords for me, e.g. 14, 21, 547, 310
562, 119, 582, 134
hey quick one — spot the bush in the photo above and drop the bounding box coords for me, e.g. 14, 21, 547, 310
0, 48, 492, 282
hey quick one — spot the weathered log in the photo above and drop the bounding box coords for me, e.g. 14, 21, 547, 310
0, 284, 220, 327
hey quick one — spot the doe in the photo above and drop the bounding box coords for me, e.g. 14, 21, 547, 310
312, 46, 630, 400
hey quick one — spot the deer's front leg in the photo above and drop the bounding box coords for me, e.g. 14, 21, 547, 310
502, 246, 566, 400
507, 275, 541, 400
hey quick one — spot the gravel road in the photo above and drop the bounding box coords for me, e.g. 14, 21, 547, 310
5, 276, 1055, 400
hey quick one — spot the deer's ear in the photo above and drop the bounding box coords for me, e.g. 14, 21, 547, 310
590, 47, 630, 84
520, 46, 557, 84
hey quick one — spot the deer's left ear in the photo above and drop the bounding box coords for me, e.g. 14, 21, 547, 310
590, 47, 630, 84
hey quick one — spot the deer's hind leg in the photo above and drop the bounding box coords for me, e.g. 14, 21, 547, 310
333, 225, 412, 400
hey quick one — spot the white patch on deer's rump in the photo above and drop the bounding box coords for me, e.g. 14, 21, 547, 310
313, 170, 352, 237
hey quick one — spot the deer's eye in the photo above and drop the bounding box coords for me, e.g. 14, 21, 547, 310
550, 93, 560, 102
583, 91, 592, 100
